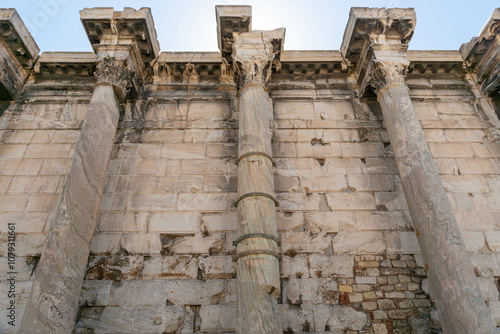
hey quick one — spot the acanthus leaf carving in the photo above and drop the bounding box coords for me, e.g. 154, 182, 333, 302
95, 56, 133, 100
233, 51, 274, 88
369, 60, 408, 94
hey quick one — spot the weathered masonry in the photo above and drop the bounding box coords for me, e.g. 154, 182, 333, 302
0, 5, 499, 334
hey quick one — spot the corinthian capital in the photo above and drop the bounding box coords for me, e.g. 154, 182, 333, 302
370, 61, 408, 94
233, 51, 274, 87
95, 56, 133, 100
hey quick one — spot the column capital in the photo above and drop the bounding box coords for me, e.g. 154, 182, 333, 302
95, 56, 133, 100
80, 7, 160, 98
0, 9, 39, 100
461, 8, 500, 96
340, 7, 416, 95
369, 60, 409, 95
232, 29, 285, 87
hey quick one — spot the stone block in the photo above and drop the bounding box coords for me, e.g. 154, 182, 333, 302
178, 193, 228, 211
274, 101, 315, 119
485, 231, 500, 252
120, 234, 161, 255
461, 231, 487, 252
326, 193, 376, 211
471, 143, 500, 158
301, 175, 347, 192
280, 254, 309, 278
444, 130, 486, 142
441, 175, 489, 193
332, 232, 386, 255
14, 234, 45, 256
199, 304, 236, 332
296, 142, 341, 158
309, 254, 354, 278
8, 175, 60, 193
24, 193, 60, 211
386, 231, 420, 254
25, 144, 72, 159
161, 143, 206, 159
276, 211, 304, 232
105, 175, 157, 194
127, 194, 177, 211
0, 144, 27, 158
0, 212, 48, 233
278, 304, 314, 332
374, 192, 409, 211
283, 278, 339, 305
199, 256, 235, 279
202, 212, 237, 232
76, 306, 185, 333
281, 232, 331, 255
470, 253, 500, 276
348, 174, 395, 192
149, 212, 199, 234
278, 193, 319, 211
142, 256, 198, 279
0, 194, 28, 211
99, 194, 127, 211
97, 212, 148, 233
341, 143, 386, 158
314, 101, 355, 120
274, 175, 300, 192
355, 211, 411, 231
0, 159, 42, 175
457, 158, 500, 175
85, 256, 143, 280
304, 211, 357, 233
312, 305, 370, 331
39, 159, 71, 175
90, 233, 121, 255
115, 143, 162, 158
428, 143, 475, 158
171, 234, 225, 255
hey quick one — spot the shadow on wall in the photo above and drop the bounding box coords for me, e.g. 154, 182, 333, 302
0, 101, 10, 117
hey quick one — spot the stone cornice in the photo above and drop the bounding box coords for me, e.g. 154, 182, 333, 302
80, 7, 160, 98
0, 9, 39, 100
340, 7, 416, 95
460, 8, 500, 96
215, 6, 252, 63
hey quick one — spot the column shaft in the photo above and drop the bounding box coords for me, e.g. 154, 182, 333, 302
20, 83, 120, 333
236, 84, 281, 334
377, 82, 495, 333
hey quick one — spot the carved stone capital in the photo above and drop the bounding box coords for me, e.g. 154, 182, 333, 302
95, 56, 133, 100
369, 61, 408, 94
233, 51, 274, 87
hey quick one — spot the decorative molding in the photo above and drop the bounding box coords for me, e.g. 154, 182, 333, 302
369, 61, 408, 94
95, 56, 133, 100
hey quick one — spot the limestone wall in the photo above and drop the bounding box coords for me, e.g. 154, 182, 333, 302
0, 59, 499, 334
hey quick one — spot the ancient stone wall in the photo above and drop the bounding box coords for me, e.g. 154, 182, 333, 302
0, 5, 499, 334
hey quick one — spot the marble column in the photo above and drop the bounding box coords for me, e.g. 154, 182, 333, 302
371, 60, 495, 334
20, 57, 132, 334
233, 33, 282, 334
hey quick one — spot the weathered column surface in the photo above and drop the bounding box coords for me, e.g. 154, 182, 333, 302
372, 61, 495, 333
341, 8, 495, 332
20, 57, 131, 334
233, 29, 284, 334
21, 8, 159, 333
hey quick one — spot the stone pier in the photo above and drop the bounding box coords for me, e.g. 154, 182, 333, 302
20, 8, 159, 333
342, 8, 495, 333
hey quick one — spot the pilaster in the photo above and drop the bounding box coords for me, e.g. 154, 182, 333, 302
0, 9, 39, 100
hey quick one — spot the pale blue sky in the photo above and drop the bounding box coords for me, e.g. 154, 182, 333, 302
3, 0, 499, 53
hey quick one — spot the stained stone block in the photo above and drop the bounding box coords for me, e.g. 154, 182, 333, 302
199, 305, 236, 332
326, 193, 376, 211
304, 211, 357, 233
312, 305, 370, 332
300, 175, 347, 192
198, 256, 235, 279
79, 281, 112, 306
283, 278, 339, 304
280, 255, 310, 278
142, 256, 198, 279
202, 212, 237, 232
75, 306, 185, 334
278, 193, 319, 211
86, 256, 143, 280
332, 232, 386, 255
309, 254, 354, 278
281, 232, 332, 255
120, 233, 162, 255
485, 231, 500, 252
